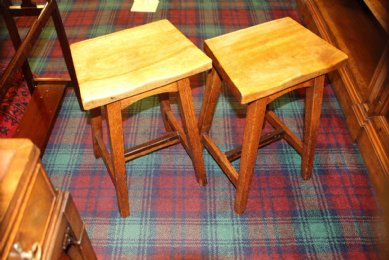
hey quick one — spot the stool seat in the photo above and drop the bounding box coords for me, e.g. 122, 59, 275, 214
204, 17, 348, 104
71, 19, 211, 110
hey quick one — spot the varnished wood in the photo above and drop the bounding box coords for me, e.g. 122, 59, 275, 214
235, 99, 267, 214
176, 79, 207, 186
0, 0, 35, 92
165, 109, 189, 149
94, 129, 115, 183
124, 132, 180, 162
159, 93, 174, 132
225, 128, 285, 162
199, 17, 347, 214
297, 0, 389, 244
368, 44, 389, 116
0, 139, 40, 253
265, 111, 303, 155
357, 118, 389, 257
90, 108, 103, 158
0, 0, 53, 95
13, 84, 66, 154
50, 0, 82, 109
0, 139, 96, 259
8, 4, 43, 16
198, 69, 222, 134
297, 0, 388, 137
61, 194, 96, 259
106, 101, 130, 218
302, 75, 325, 180
363, 0, 389, 33
202, 133, 239, 186
72, 20, 212, 216
299, 0, 385, 99
70, 19, 211, 110
204, 17, 347, 104
0, 0, 80, 154
120, 82, 178, 110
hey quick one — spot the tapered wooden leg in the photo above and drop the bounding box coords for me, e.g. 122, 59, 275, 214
235, 98, 267, 214
198, 69, 222, 134
159, 93, 173, 132
301, 75, 325, 180
177, 78, 207, 186
52, 0, 83, 110
106, 102, 130, 217
90, 107, 102, 158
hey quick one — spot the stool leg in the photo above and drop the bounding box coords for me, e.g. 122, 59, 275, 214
106, 102, 130, 217
235, 98, 267, 214
198, 69, 222, 134
159, 93, 173, 132
177, 78, 207, 186
90, 107, 102, 158
302, 75, 325, 180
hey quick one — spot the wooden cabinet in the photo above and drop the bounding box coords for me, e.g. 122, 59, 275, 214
297, 0, 389, 248
0, 139, 96, 259
296, 0, 388, 186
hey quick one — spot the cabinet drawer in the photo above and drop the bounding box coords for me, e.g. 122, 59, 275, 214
8, 163, 57, 259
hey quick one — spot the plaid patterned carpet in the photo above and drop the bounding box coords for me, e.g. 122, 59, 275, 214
1, 0, 387, 258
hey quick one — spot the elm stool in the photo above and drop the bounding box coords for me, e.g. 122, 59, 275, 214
198, 17, 348, 214
70, 20, 212, 217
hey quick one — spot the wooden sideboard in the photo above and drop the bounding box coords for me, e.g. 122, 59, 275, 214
297, 0, 389, 250
0, 139, 96, 259
297, 0, 388, 176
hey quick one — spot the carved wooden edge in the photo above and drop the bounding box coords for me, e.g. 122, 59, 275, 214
0, 139, 40, 256
363, 0, 389, 33
43, 191, 97, 259
368, 44, 389, 116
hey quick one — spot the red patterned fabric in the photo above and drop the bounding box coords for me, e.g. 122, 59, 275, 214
0, 65, 31, 137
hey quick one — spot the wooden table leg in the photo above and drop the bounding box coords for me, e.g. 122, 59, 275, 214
301, 75, 325, 180
106, 102, 130, 217
159, 93, 174, 132
90, 107, 102, 158
177, 78, 207, 186
198, 69, 222, 134
235, 98, 267, 214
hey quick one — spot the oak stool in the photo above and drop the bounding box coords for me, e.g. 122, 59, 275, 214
198, 17, 348, 214
70, 20, 212, 217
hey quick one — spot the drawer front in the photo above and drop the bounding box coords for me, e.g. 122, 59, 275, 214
7, 163, 56, 259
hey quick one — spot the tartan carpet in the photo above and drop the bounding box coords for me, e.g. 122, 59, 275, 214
2, 0, 387, 259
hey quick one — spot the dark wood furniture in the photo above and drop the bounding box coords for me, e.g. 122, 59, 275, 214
296, 0, 389, 251
0, 0, 80, 154
70, 20, 212, 217
297, 0, 388, 188
198, 17, 347, 214
0, 138, 96, 259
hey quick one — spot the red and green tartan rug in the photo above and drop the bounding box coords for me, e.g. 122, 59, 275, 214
1, 0, 387, 258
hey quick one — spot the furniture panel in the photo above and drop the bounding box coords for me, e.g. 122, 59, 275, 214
297, 0, 389, 249
0, 139, 96, 260
297, 0, 388, 176
12, 163, 57, 255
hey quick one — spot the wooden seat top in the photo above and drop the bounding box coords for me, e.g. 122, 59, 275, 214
204, 17, 348, 104
70, 19, 212, 110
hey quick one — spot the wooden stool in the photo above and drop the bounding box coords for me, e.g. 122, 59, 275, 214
70, 20, 212, 217
198, 17, 348, 214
